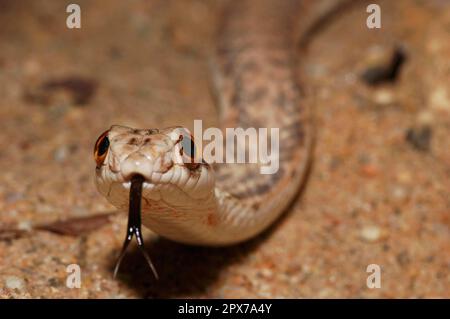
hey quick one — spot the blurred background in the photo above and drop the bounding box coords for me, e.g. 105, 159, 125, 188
0, 0, 449, 298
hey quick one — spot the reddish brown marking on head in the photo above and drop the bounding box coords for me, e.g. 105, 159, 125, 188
206, 213, 218, 227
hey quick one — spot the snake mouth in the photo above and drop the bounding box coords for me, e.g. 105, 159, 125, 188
120, 171, 166, 190
121, 180, 156, 191
113, 174, 159, 280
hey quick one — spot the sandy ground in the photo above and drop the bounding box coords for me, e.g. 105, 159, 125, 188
0, 0, 449, 298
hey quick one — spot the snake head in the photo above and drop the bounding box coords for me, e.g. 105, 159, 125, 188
94, 125, 214, 212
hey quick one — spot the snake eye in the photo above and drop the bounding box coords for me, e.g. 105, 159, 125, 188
94, 130, 110, 168
180, 134, 195, 159
179, 133, 200, 169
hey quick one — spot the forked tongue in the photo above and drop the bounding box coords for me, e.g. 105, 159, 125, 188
113, 174, 159, 279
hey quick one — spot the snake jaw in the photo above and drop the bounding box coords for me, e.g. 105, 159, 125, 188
113, 174, 159, 280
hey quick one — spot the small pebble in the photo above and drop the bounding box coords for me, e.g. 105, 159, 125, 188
416, 110, 434, 126
373, 88, 395, 105
53, 143, 78, 163
397, 170, 412, 183
18, 221, 32, 231
360, 225, 381, 242
430, 86, 450, 112
53, 145, 69, 162
50, 287, 60, 294
360, 164, 379, 178
391, 186, 408, 200
259, 268, 273, 279
5, 276, 25, 290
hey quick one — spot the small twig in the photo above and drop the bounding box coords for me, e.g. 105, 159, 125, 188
35, 211, 118, 236
0, 211, 119, 241
0, 228, 29, 241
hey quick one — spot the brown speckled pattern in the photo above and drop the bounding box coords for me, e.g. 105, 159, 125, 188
214, 0, 312, 209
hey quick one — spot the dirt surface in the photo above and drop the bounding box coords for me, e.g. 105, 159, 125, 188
0, 0, 449, 298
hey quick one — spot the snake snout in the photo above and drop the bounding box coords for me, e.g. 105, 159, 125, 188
120, 153, 154, 181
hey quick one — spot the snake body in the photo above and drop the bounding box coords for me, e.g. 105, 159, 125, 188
95, 0, 312, 247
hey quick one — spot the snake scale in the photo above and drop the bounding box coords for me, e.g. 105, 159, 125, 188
94, 0, 315, 276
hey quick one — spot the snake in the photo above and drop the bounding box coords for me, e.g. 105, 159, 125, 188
94, 0, 317, 278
